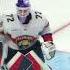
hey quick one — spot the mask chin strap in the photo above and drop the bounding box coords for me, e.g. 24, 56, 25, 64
18, 13, 32, 24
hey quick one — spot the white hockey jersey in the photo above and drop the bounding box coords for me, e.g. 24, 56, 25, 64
0, 11, 53, 65
0, 11, 52, 49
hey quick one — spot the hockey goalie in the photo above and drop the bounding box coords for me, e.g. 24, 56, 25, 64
0, 0, 56, 70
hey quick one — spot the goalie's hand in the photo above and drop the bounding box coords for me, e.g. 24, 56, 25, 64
41, 42, 56, 60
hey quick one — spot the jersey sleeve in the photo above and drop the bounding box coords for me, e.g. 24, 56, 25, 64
41, 19, 53, 42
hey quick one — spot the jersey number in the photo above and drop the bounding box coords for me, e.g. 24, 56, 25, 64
6, 14, 14, 22
35, 11, 42, 19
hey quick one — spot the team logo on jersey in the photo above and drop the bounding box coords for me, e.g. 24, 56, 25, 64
12, 35, 36, 50
18, 39, 31, 49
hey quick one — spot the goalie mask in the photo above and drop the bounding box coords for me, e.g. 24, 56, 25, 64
16, 0, 31, 24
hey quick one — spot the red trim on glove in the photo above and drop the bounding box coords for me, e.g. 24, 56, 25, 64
42, 34, 53, 42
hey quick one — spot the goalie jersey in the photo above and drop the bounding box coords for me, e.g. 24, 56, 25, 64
0, 10, 53, 63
